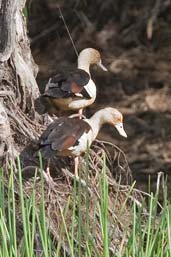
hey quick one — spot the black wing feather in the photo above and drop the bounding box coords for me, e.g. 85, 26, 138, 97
43, 69, 90, 99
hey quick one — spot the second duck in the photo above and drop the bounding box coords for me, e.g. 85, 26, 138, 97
43, 48, 107, 117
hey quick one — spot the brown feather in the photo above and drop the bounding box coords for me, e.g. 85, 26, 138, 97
70, 82, 82, 93
39, 117, 91, 159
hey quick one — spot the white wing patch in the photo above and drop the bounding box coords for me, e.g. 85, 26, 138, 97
75, 93, 83, 97
68, 146, 74, 150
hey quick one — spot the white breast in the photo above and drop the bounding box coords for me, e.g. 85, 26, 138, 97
71, 129, 94, 156
68, 79, 96, 110
84, 79, 96, 98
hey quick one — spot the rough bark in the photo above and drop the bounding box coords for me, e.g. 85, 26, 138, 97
0, 0, 40, 168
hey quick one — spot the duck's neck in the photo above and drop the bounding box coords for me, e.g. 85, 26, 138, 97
77, 58, 90, 75
86, 109, 107, 139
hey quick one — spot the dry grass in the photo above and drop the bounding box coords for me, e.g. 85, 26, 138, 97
16, 140, 144, 255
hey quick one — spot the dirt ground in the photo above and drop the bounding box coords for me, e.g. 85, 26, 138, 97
27, 0, 171, 192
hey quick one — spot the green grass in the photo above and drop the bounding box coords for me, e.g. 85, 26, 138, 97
0, 155, 171, 256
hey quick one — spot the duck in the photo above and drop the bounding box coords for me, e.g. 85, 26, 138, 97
42, 48, 107, 117
38, 107, 127, 177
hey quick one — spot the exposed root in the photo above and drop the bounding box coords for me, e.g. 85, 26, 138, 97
0, 101, 18, 169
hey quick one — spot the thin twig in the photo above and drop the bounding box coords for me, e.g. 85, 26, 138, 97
57, 5, 78, 57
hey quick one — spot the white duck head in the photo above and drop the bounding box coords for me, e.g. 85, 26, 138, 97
77, 48, 107, 73
87, 107, 127, 138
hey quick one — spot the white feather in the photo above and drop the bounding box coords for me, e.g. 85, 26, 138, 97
83, 79, 96, 98
71, 129, 95, 156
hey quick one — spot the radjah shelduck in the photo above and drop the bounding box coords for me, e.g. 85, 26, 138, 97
43, 48, 107, 117
38, 107, 127, 177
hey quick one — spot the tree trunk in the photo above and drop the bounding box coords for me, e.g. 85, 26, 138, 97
0, 0, 40, 168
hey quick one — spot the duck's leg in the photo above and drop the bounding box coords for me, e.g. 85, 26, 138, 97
46, 159, 53, 181
69, 113, 86, 119
46, 166, 51, 177
78, 108, 83, 119
74, 156, 79, 178
43, 169, 54, 188
74, 109, 83, 176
